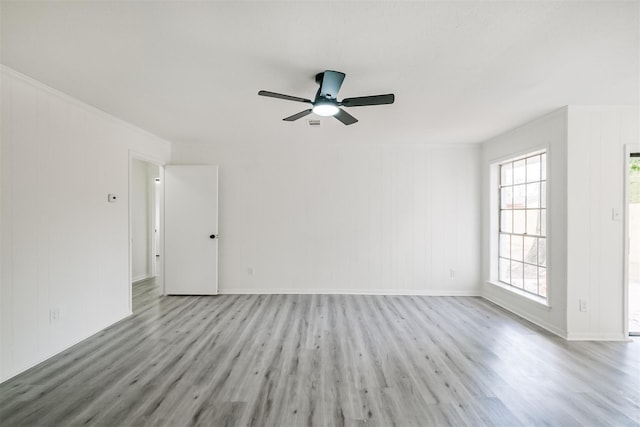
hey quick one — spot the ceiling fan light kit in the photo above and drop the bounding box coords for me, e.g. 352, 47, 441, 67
258, 70, 395, 125
312, 102, 339, 117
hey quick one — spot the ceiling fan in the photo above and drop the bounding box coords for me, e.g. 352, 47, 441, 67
258, 70, 395, 125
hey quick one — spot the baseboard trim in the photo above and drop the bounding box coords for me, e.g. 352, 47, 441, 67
565, 332, 629, 341
482, 294, 568, 339
218, 289, 481, 296
132, 275, 150, 283
0, 310, 132, 383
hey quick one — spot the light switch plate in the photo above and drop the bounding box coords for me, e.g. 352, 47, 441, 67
612, 208, 621, 221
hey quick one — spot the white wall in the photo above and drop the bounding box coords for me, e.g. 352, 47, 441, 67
566, 106, 639, 340
481, 109, 568, 337
131, 159, 149, 281
171, 140, 481, 295
131, 159, 159, 281
481, 106, 639, 340
0, 67, 171, 381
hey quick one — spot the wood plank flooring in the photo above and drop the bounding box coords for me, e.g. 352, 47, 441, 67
1, 278, 639, 426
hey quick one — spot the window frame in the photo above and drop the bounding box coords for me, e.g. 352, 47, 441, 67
496, 150, 548, 300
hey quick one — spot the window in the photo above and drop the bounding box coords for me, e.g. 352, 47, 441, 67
498, 152, 547, 298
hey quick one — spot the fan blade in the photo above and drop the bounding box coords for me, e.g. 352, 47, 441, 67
283, 109, 313, 121
319, 70, 346, 99
341, 94, 395, 107
334, 108, 358, 125
258, 90, 312, 104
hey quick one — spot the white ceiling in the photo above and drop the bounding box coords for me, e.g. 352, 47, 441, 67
1, 1, 638, 145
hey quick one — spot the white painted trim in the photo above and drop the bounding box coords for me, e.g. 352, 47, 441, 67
132, 274, 149, 283
128, 152, 166, 311
0, 66, 172, 147
486, 281, 551, 309
486, 147, 553, 309
130, 150, 164, 168
482, 294, 567, 339
158, 166, 165, 296
487, 144, 548, 168
128, 156, 133, 314
218, 289, 481, 296
0, 310, 132, 383
624, 143, 640, 337
147, 172, 155, 278
565, 332, 630, 342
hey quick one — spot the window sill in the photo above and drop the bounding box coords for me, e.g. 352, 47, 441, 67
486, 280, 551, 310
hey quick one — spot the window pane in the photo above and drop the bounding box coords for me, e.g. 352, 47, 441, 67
526, 209, 540, 236
511, 235, 523, 261
513, 160, 526, 184
501, 187, 512, 209
500, 233, 510, 258
513, 184, 526, 208
524, 236, 537, 264
495, 151, 547, 299
539, 238, 546, 267
513, 210, 525, 234
501, 210, 512, 233
501, 163, 513, 186
526, 155, 541, 182
526, 183, 540, 208
539, 267, 547, 297
511, 261, 523, 288
499, 258, 510, 283
524, 264, 538, 294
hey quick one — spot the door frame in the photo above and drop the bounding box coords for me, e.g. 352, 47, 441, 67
623, 143, 640, 337
129, 150, 166, 313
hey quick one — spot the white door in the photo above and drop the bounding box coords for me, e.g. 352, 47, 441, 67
165, 165, 218, 295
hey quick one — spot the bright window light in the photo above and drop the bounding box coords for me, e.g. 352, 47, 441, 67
497, 151, 547, 299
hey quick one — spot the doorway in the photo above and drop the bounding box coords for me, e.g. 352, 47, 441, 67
628, 151, 640, 336
130, 155, 163, 312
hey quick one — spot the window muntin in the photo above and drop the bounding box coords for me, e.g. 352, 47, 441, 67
498, 152, 547, 298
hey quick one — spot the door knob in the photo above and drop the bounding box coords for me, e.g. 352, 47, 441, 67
210, 234, 217, 239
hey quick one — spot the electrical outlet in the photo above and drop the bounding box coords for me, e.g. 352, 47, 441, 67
450, 269, 455, 279
49, 308, 60, 323
248, 267, 253, 276
579, 299, 588, 312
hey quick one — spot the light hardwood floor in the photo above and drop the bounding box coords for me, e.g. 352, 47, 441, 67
1, 278, 639, 426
